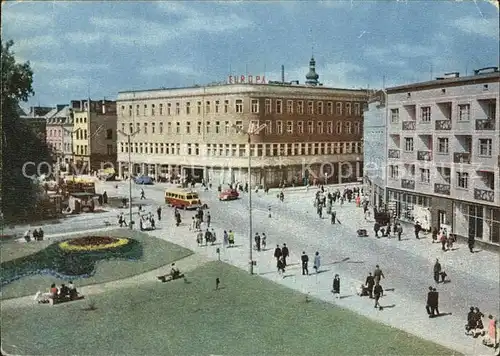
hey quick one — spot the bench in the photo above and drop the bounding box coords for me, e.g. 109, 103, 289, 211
49, 295, 85, 306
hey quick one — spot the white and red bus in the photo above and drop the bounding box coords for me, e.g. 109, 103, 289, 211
164, 188, 202, 210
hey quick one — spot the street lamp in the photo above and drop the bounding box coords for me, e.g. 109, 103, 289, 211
232, 123, 267, 275
118, 129, 140, 229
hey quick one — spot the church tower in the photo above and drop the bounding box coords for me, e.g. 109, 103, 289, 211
305, 56, 320, 86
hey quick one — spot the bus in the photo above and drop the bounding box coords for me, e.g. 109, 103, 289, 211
164, 188, 202, 210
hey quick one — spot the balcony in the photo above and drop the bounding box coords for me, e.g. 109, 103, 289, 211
435, 120, 452, 130
474, 188, 495, 202
453, 152, 471, 164
401, 179, 415, 190
434, 183, 450, 195
402, 121, 416, 130
475, 119, 495, 130
417, 150, 432, 161
388, 149, 400, 159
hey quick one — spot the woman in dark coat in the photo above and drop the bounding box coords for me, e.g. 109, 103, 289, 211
332, 274, 340, 299
277, 256, 285, 278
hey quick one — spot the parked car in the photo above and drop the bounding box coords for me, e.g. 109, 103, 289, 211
219, 189, 239, 201
135, 175, 154, 185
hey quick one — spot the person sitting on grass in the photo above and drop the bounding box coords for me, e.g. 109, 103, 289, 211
157, 263, 184, 283
68, 281, 79, 300
59, 284, 70, 299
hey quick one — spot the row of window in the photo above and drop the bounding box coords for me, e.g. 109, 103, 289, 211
74, 144, 115, 156
389, 166, 474, 188
119, 141, 363, 156
399, 137, 493, 156
390, 101, 496, 123
120, 98, 363, 117
48, 142, 72, 152
47, 129, 72, 137
121, 119, 361, 136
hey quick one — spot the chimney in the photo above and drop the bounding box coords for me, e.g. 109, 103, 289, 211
102, 100, 106, 114
281, 65, 285, 83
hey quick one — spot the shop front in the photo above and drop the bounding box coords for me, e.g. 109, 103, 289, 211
453, 203, 500, 246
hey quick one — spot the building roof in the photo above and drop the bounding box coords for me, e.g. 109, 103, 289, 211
43, 107, 58, 119
386, 70, 499, 93
117, 83, 369, 101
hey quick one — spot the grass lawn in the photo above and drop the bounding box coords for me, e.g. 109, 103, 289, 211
1, 261, 458, 356
0, 229, 192, 300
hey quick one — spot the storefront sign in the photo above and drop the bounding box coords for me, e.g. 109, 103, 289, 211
228, 75, 266, 84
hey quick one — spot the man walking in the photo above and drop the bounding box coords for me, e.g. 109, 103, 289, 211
140, 188, 146, 200
468, 234, 475, 253
396, 223, 403, 241
429, 287, 440, 317
373, 282, 384, 309
206, 211, 211, 228
274, 244, 282, 262
433, 259, 442, 283
282, 244, 289, 267
301, 251, 309, 275
254, 233, 261, 252
156, 206, 162, 221
373, 265, 385, 284
365, 272, 375, 299
425, 286, 433, 315
414, 221, 421, 239
331, 210, 337, 224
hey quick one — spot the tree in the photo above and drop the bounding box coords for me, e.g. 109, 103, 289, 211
1, 40, 53, 223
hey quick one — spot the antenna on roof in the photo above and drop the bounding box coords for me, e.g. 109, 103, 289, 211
430, 64, 433, 81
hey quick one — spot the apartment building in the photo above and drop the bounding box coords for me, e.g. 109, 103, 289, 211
45, 105, 74, 167
116, 63, 368, 187
385, 68, 499, 245
363, 90, 387, 208
71, 99, 117, 174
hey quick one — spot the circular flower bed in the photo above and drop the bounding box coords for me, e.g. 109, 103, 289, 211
59, 236, 130, 252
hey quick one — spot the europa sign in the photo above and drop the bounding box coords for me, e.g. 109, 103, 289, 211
228, 75, 266, 84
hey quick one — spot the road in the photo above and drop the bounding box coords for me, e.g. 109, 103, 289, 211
4, 181, 499, 355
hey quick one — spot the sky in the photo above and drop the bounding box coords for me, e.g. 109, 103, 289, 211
2, 0, 499, 108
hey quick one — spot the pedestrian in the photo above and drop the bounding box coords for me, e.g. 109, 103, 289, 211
301, 251, 309, 275
277, 256, 286, 277
254, 233, 261, 252
429, 288, 440, 317
274, 244, 282, 262
261, 233, 267, 250
281, 244, 289, 266
365, 272, 375, 298
414, 221, 421, 239
332, 274, 341, 299
374, 222, 380, 238
440, 231, 447, 251
331, 210, 336, 224
196, 231, 203, 246
426, 286, 434, 316
373, 282, 384, 309
204, 229, 212, 246
223, 230, 229, 248
206, 211, 211, 228
24, 230, 31, 243
468, 234, 475, 253
228, 230, 235, 247
140, 188, 145, 200
268, 206, 271, 218
373, 265, 385, 284
432, 227, 438, 243
433, 259, 442, 283
313, 251, 321, 274
157, 206, 162, 221
150, 217, 156, 230
211, 229, 217, 245
396, 223, 403, 241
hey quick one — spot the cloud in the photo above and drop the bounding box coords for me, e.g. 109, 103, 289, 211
31, 61, 109, 72
49, 77, 88, 90
140, 64, 201, 77
65, 32, 102, 45
452, 16, 499, 38
13, 36, 61, 54
88, 3, 253, 47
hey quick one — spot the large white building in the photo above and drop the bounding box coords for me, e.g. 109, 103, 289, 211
115, 64, 369, 188
383, 68, 499, 245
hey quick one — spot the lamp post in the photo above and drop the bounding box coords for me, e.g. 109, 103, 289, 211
118, 129, 140, 229
232, 123, 267, 274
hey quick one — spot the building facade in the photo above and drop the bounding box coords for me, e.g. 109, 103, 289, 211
116, 72, 368, 187
45, 105, 74, 167
385, 68, 499, 245
71, 99, 117, 174
363, 90, 387, 208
